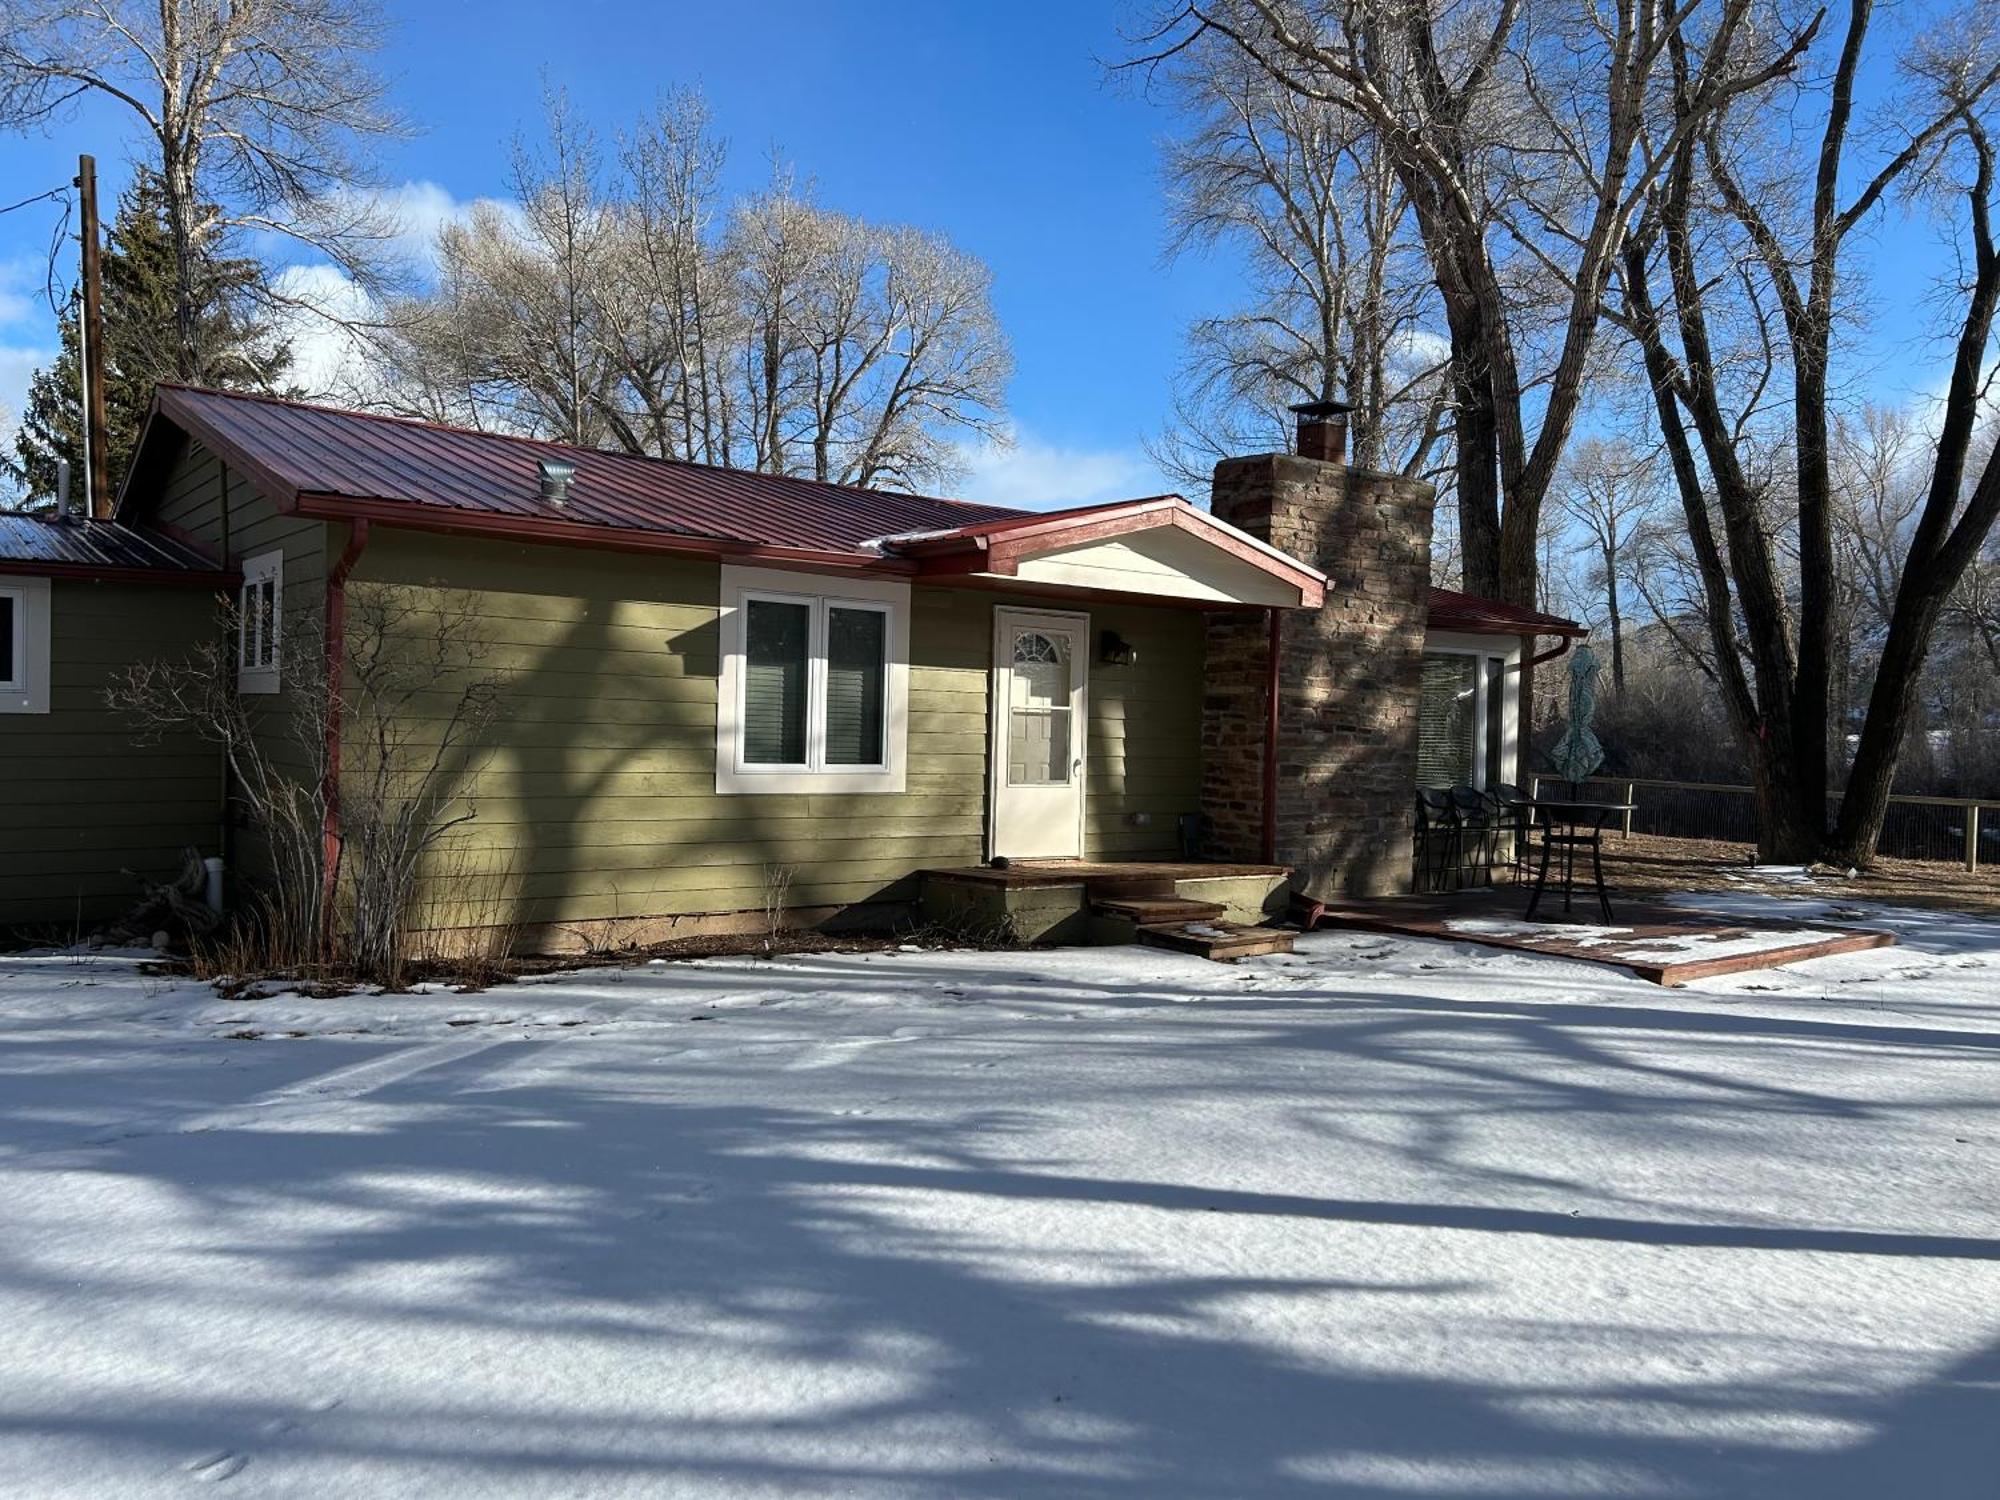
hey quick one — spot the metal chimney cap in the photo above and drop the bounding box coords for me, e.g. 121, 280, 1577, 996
1287, 399, 1353, 420
538, 457, 577, 505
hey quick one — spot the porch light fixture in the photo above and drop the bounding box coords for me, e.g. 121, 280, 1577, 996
1099, 629, 1136, 666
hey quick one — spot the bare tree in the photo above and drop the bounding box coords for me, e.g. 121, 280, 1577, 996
1132, 0, 1817, 610
1151, 32, 1450, 486
1615, 0, 2000, 861
379, 92, 621, 443
377, 96, 1011, 493
600, 90, 737, 464
1554, 436, 1664, 691
0, 0, 406, 381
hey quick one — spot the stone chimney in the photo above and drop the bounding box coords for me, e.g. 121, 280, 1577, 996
1201, 403, 1438, 897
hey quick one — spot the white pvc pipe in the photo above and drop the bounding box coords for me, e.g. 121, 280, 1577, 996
203, 857, 225, 914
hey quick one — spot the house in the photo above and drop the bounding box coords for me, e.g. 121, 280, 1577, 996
0, 386, 1580, 945
0, 510, 234, 932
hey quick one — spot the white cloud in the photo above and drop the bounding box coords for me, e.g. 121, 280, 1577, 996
267, 262, 383, 402
0, 260, 58, 460
360, 179, 518, 274
951, 427, 1176, 511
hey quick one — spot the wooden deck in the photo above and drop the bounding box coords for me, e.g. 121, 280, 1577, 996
1311, 889, 1895, 985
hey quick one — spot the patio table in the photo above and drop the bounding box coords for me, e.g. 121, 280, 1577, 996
1509, 798, 1636, 923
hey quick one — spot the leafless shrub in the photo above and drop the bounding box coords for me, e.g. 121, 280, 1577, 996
758, 863, 795, 956
108, 584, 506, 987
405, 837, 525, 991
337, 584, 505, 985
110, 600, 334, 972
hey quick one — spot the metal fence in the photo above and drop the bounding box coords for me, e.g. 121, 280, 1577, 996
1528, 775, 2000, 872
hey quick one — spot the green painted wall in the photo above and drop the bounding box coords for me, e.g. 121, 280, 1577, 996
350, 529, 1206, 937
148, 435, 330, 887
0, 580, 220, 931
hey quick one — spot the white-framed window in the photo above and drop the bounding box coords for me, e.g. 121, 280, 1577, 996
716, 564, 909, 794
0, 576, 51, 715
237, 549, 283, 694
1416, 633, 1520, 790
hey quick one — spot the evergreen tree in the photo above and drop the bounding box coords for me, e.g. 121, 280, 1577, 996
7, 174, 289, 509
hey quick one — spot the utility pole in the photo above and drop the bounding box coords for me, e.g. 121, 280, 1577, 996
75, 154, 111, 519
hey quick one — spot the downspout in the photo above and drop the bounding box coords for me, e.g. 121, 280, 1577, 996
320, 519, 371, 935
1524, 632, 1577, 670
1262, 606, 1282, 865
216, 463, 233, 898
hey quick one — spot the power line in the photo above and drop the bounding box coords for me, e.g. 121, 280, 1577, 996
0, 185, 69, 218
0, 183, 80, 318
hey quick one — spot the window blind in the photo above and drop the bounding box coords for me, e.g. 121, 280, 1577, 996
1415, 654, 1477, 788
743, 599, 809, 764
825, 607, 885, 766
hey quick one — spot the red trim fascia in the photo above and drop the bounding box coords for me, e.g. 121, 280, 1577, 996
0, 559, 236, 587
898, 499, 1327, 607
984, 508, 1326, 602
891, 495, 1184, 551
1262, 606, 1282, 864
151, 388, 306, 515
291, 492, 918, 575
907, 541, 1010, 577
321, 518, 371, 939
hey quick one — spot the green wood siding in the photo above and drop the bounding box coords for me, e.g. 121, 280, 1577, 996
0, 581, 220, 930
352, 531, 1205, 934
150, 436, 330, 887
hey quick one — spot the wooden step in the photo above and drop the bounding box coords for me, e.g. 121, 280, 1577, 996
1092, 897, 1228, 924
1137, 920, 1296, 963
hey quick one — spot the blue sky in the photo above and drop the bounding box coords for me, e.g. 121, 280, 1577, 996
0, 0, 1221, 505
0, 0, 1974, 514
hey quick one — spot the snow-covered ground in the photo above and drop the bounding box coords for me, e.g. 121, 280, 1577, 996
1, 892, 1996, 1498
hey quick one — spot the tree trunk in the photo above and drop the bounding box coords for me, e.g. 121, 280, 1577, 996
1750, 741, 1825, 863
1830, 521, 1991, 863
1448, 311, 1503, 599
1603, 542, 1625, 692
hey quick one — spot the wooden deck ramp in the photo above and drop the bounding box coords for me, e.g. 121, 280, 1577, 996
1311, 890, 1894, 985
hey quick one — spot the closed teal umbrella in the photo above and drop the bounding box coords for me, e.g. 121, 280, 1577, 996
1551, 644, 1605, 793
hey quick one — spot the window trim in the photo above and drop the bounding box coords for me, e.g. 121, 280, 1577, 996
237, 549, 283, 694
716, 564, 908, 795
0, 577, 51, 715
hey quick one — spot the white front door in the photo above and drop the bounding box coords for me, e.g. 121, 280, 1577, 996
991, 608, 1088, 859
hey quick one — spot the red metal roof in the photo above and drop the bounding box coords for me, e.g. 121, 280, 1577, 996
1427, 585, 1585, 637
121, 386, 1581, 633
130, 385, 1025, 554
0, 511, 233, 584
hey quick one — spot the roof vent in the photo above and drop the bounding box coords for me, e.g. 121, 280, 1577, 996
538, 457, 576, 507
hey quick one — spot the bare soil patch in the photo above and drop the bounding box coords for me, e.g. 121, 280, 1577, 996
1602, 831, 2000, 916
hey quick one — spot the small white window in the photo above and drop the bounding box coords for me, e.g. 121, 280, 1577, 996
0, 577, 51, 715
716, 565, 908, 794
237, 549, 282, 694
